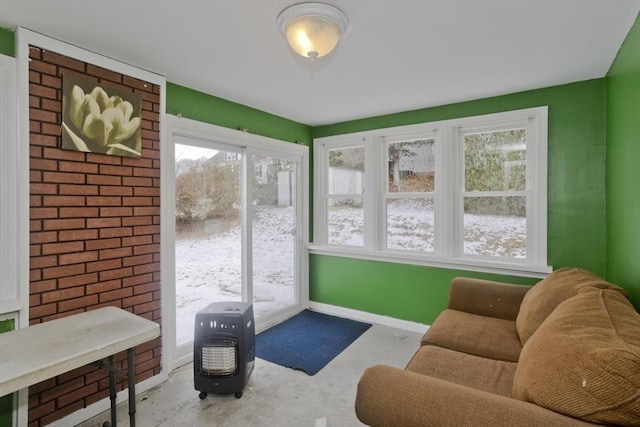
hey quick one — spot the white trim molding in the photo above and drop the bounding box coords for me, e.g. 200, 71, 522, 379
0, 54, 20, 316
309, 301, 429, 334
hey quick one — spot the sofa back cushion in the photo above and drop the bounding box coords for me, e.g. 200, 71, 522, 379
512, 288, 640, 425
516, 267, 625, 345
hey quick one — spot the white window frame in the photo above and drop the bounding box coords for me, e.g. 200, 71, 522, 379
380, 127, 440, 254
314, 133, 372, 247
0, 52, 21, 427
0, 53, 20, 317
311, 107, 550, 278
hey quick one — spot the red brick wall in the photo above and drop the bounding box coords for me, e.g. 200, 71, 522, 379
28, 46, 162, 426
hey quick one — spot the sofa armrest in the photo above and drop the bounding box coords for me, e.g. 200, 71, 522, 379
447, 277, 531, 321
355, 365, 594, 427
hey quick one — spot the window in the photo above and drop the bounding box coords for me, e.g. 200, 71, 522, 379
312, 107, 549, 275
225, 151, 239, 161
327, 145, 365, 246
385, 136, 436, 252
461, 127, 527, 259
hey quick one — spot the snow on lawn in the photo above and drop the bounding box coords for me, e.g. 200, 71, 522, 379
175, 200, 525, 345
175, 206, 295, 346
463, 214, 526, 258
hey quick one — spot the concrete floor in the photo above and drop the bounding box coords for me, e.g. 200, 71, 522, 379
78, 323, 422, 427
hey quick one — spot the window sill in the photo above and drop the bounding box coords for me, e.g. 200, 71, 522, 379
307, 244, 552, 279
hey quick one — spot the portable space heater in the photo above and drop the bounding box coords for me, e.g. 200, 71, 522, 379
193, 302, 255, 399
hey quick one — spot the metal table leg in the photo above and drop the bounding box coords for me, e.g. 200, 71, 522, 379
108, 355, 117, 427
127, 348, 136, 427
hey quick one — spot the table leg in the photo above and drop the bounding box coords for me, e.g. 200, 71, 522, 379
108, 355, 117, 427
127, 348, 136, 427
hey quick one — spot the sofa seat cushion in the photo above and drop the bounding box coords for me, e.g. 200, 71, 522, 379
513, 288, 640, 425
422, 309, 522, 362
407, 345, 518, 398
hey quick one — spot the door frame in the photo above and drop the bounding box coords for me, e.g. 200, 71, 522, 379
162, 115, 309, 372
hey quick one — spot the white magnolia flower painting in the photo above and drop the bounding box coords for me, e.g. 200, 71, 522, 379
61, 74, 143, 158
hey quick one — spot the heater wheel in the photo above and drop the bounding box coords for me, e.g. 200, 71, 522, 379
197, 391, 241, 399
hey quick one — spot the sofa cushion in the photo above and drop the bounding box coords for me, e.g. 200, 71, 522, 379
512, 288, 640, 425
407, 345, 518, 398
516, 267, 625, 345
422, 309, 522, 362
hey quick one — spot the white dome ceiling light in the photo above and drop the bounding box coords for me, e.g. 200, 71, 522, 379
277, 2, 350, 60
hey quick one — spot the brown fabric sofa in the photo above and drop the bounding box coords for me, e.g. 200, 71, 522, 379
355, 267, 640, 426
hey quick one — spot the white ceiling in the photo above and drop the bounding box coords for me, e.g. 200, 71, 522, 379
1, 0, 638, 126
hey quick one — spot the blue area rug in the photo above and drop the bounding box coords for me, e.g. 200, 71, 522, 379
256, 310, 372, 375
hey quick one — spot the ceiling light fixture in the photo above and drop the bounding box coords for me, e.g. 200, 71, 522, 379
277, 2, 350, 61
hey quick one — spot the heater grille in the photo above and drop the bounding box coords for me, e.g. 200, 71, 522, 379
194, 302, 255, 398
200, 338, 238, 376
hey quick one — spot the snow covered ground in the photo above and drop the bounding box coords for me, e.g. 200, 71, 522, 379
175, 206, 296, 346
175, 200, 525, 345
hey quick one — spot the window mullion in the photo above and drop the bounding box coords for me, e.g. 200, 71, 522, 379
438, 124, 461, 258
360, 134, 374, 249
313, 142, 328, 244
379, 135, 388, 250
242, 148, 252, 304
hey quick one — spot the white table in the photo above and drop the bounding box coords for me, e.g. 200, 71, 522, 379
0, 307, 160, 426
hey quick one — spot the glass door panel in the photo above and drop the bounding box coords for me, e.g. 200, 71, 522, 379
175, 143, 242, 347
251, 155, 297, 318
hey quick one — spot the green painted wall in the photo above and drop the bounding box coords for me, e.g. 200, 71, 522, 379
166, 83, 311, 145
311, 79, 607, 324
310, 255, 539, 324
0, 27, 14, 57
606, 14, 640, 309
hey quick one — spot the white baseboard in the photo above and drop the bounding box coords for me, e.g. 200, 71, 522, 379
47, 371, 168, 427
308, 302, 429, 334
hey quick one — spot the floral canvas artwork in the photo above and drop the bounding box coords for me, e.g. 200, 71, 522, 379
61, 74, 143, 157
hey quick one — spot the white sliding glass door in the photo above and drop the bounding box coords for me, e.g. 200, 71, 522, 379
165, 118, 308, 368
251, 154, 298, 319
174, 142, 242, 348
